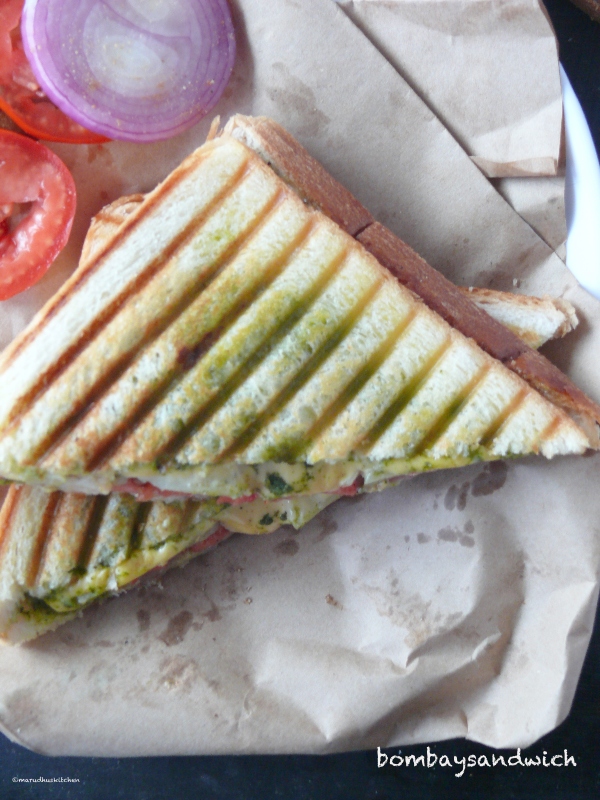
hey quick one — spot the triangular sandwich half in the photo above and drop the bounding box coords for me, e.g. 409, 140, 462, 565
0, 117, 598, 502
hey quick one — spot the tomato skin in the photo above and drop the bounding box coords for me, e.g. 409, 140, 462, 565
0, 1, 108, 144
0, 130, 76, 301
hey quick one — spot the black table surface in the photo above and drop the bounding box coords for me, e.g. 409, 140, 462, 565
2, 2, 600, 798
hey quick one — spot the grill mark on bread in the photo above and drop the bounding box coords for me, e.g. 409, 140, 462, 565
83, 215, 320, 471
355, 219, 600, 431
357, 339, 452, 453
0, 486, 21, 560
479, 388, 529, 449
0, 153, 253, 435
27, 491, 63, 588
170, 499, 204, 544
74, 495, 110, 576
215, 272, 385, 462
536, 414, 563, 451
20, 183, 287, 468
358, 223, 525, 363
126, 501, 153, 559
33, 494, 99, 592
31, 491, 64, 588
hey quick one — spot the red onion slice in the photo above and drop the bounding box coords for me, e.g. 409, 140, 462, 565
21, 0, 236, 142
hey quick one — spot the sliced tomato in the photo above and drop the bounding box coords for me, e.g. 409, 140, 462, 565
0, 130, 76, 300
112, 479, 194, 503
188, 525, 232, 553
0, 1, 107, 144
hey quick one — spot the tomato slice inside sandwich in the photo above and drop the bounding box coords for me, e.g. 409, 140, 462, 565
0, 130, 76, 300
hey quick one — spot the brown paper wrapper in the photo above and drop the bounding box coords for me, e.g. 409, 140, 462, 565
0, 0, 598, 755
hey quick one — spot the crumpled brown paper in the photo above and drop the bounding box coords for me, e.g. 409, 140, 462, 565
1, 0, 598, 755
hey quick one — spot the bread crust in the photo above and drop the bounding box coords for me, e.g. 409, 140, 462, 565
458, 288, 578, 346
223, 115, 600, 436
223, 116, 374, 236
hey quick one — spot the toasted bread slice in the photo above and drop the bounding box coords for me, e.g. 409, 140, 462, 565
0, 123, 596, 500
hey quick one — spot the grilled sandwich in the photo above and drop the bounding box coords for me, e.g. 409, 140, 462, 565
0, 116, 598, 505
0, 115, 596, 642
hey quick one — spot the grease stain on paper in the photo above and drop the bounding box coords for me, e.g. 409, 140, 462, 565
202, 600, 222, 623
157, 656, 203, 693
437, 524, 475, 548
326, 593, 343, 610
137, 609, 151, 633
267, 62, 330, 138
87, 144, 114, 166
444, 481, 470, 510
274, 539, 299, 557
471, 461, 508, 496
158, 611, 194, 647
315, 514, 338, 543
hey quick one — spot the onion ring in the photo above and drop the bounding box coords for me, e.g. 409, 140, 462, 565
21, 0, 236, 142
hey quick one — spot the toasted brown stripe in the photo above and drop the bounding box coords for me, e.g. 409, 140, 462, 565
76, 496, 110, 573
480, 388, 529, 449
358, 337, 452, 453
229, 116, 374, 236
0, 151, 213, 372
294, 308, 419, 457
127, 502, 153, 559
86, 211, 319, 471
25, 182, 286, 469
27, 491, 63, 587
162, 243, 359, 465
0, 486, 23, 560
536, 414, 563, 451
414, 364, 491, 456
218, 271, 385, 463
